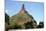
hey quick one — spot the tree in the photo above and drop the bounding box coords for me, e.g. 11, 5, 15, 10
14, 24, 22, 29
5, 13, 9, 25
24, 21, 36, 29
37, 21, 44, 28
5, 13, 9, 31
8, 23, 22, 29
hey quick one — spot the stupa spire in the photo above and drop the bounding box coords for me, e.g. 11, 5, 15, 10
22, 4, 25, 10
19, 4, 27, 14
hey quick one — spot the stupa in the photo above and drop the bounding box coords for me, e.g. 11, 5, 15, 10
10, 4, 37, 29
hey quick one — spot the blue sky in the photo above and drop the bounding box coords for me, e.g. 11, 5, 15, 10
5, 0, 44, 24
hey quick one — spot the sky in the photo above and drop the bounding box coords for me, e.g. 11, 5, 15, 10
5, 0, 44, 24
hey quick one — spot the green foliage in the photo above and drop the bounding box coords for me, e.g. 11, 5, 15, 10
5, 10, 44, 29
8, 24, 22, 29
24, 20, 37, 29
5, 23, 9, 31
37, 21, 44, 28
5, 13, 9, 24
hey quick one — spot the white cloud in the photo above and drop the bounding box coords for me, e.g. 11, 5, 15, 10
5, 10, 8, 14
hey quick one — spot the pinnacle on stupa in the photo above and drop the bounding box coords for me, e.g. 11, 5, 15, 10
19, 4, 27, 14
